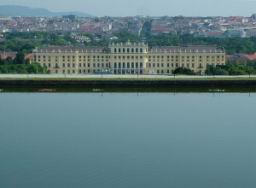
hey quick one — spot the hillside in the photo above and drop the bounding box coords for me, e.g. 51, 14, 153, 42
0, 5, 92, 17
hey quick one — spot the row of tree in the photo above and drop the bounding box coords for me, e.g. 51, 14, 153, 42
0, 32, 79, 53
169, 61, 256, 76
3, 31, 256, 55
206, 61, 256, 75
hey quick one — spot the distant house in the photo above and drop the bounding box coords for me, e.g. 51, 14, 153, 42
227, 53, 256, 63
25, 53, 33, 63
244, 53, 256, 61
204, 31, 224, 38
0, 51, 17, 60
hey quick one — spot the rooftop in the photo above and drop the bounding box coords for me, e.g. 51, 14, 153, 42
34, 46, 108, 53
34, 44, 225, 53
150, 45, 225, 53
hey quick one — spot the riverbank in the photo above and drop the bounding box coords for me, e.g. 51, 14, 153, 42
1, 74, 256, 80
1, 74, 256, 88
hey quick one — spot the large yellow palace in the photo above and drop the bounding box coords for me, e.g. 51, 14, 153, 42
32, 41, 225, 75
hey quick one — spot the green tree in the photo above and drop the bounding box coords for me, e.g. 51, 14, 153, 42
0, 57, 4, 65
14, 51, 25, 64
173, 67, 196, 75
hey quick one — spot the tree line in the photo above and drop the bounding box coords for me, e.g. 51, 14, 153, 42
172, 61, 256, 75
3, 31, 256, 55
0, 51, 48, 74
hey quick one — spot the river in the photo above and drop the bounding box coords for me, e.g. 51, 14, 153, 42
0, 92, 255, 188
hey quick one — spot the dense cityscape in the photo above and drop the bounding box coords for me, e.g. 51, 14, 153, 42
2, 15, 256, 37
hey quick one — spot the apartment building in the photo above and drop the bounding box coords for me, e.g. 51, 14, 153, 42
32, 41, 225, 74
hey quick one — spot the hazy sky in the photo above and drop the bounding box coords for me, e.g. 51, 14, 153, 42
0, 0, 256, 16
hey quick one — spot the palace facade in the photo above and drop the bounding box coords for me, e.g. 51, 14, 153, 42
32, 41, 225, 75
